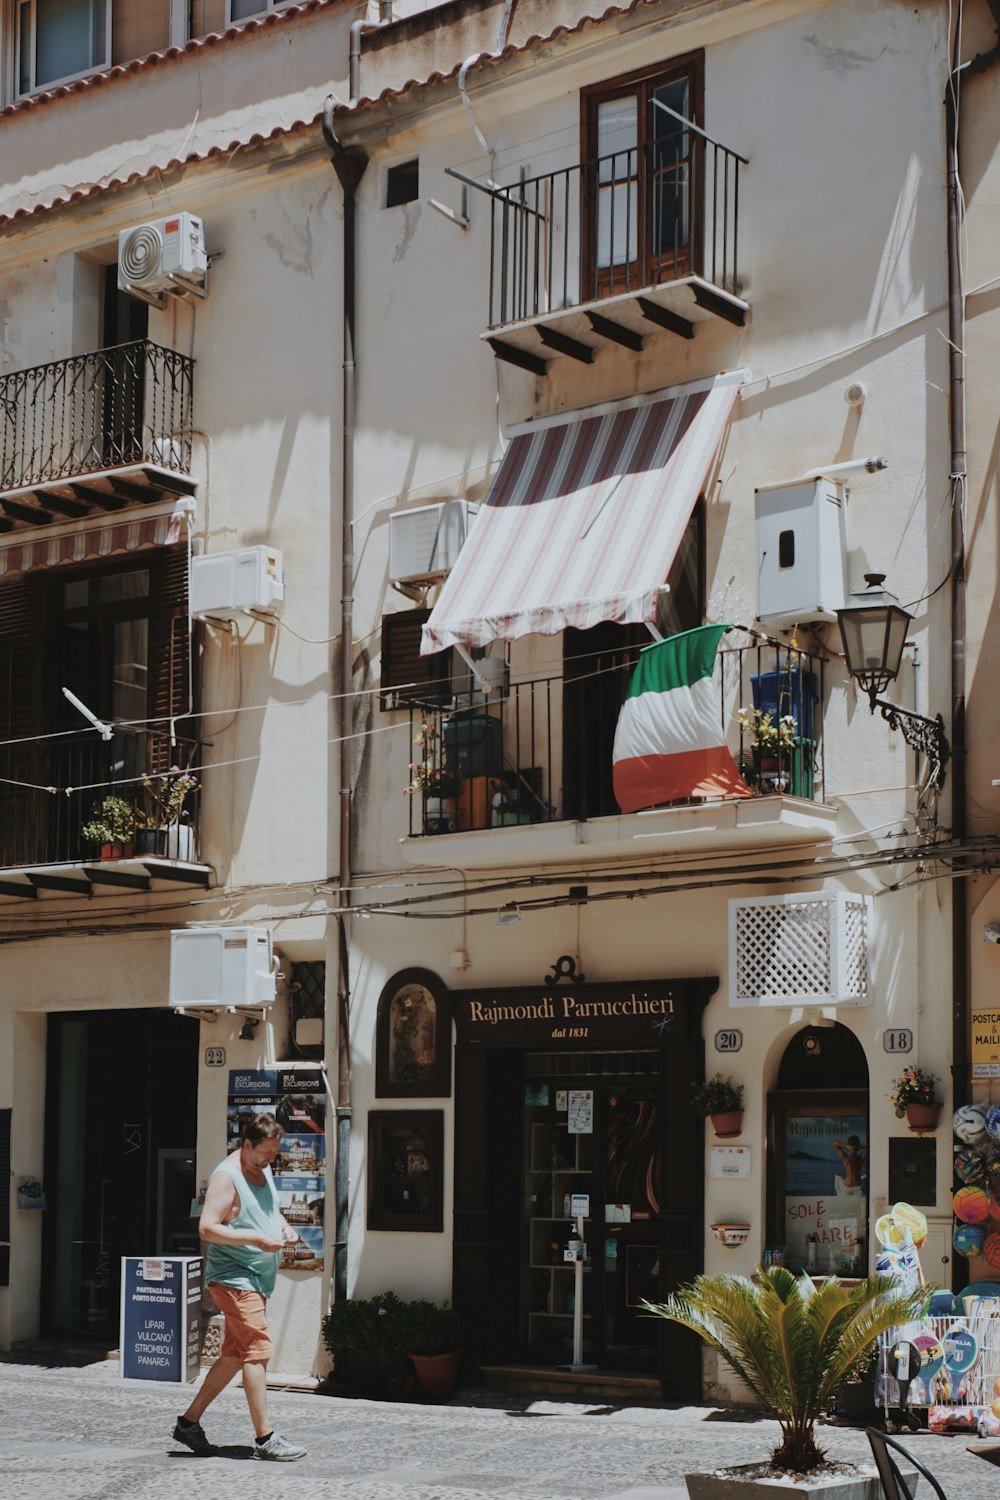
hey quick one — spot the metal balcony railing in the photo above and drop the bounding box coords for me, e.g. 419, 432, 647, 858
0, 727, 202, 868
407, 642, 824, 836
450, 109, 746, 331
0, 340, 194, 494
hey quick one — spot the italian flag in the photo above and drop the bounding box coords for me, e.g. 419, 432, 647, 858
612, 624, 751, 813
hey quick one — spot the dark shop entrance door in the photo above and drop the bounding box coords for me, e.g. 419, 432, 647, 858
42, 1008, 199, 1340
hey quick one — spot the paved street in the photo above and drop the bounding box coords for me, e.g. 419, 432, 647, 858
1, 1361, 999, 1500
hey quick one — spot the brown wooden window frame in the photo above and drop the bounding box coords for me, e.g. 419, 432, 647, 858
581, 51, 704, 301
367, 1109, 445, 1232
380, 607, 453, 712
375, 967, 452, 1099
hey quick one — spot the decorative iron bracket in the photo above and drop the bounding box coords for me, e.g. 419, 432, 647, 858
871, 696, 950, 791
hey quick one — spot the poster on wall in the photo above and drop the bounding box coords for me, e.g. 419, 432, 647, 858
972, 1009, 1000, 1077
782, 1114, 868, 1273
227, 1068, 325, 1272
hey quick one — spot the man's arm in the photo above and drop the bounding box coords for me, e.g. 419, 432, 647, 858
279, 1213, 301, 1245
199, 1170, 282, 1252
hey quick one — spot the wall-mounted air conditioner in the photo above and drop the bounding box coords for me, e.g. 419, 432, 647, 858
118, 214, 208, 298
728, 892, 872, 1009
389, 500, 478, 585
190, 547, 284, 619
755, 479, 847, 627
169, 927, 277, 1009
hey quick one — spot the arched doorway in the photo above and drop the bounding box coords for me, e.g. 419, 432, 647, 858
766, 1023, 869, 1275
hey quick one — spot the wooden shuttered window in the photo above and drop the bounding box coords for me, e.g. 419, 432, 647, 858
0, 575, 41, 865
148, 545, 194, 772
112, 0, 171, 66
380, 608, 452, 710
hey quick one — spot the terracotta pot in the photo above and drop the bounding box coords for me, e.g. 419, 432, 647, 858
711, 1110, 744, 1138
408, 1348, 462, 1400
905, 1101, 940, 1132
99, 841, 134, 861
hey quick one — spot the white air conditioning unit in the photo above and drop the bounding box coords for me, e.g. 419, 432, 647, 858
118, 213, 208, 297
728, 892, 872, 1008
389, 500, 478, 585
169, 927, 277, 1009
190, 547, 284, 619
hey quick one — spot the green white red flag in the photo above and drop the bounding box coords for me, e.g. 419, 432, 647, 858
612, 625, 751, 813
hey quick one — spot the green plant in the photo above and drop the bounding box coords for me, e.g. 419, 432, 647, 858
403, 1299, 463, 1356
690, 1074, 744, 1118
405, 721, 458, 799
142, 764, 199, 826
81, 795, 140, 846
888, 1067, 940, 1114
320, 1291, 413, 1394
737, 707, 797, 751
644, 1266, 928, 1473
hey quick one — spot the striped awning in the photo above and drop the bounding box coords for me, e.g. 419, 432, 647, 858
0, 512, 178, 579
421, 371, 744, 654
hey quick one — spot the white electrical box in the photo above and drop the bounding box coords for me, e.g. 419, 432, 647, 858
190, 547, 284, 619
389, 500, 478, 585
169, 927, 276, 1009
118, 214, 208, 296
755, 479, 847, 627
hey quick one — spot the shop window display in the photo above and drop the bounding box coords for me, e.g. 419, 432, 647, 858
367, 1111, 444, 1232
375, 969, 452, 1098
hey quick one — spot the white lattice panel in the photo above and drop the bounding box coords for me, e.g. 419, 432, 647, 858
728, 892, 872, 1007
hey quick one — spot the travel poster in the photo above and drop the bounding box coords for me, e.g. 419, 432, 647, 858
783, 1114, 867, 1272
227, 1068, 326, 1271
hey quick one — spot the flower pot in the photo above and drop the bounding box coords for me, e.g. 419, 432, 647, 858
164, 824, 194, 861
711, 1110, 744, 1138
905, 1101, 940, 1132
408, 1348, 462, 1400
99, 841, 133, 861
685, 1459, 914, 1500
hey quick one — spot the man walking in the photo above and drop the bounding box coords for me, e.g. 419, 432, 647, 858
173, 1113, 307, 1460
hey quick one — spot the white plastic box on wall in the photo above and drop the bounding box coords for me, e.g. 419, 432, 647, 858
728, 892, 872, 1008
169, 927, 276, 1008
389, 500, 478, 585
755, 479, 847, 627
190, 547, 284, 619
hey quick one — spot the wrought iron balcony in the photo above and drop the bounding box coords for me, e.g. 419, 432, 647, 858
0, 340, 194, 523
407, 640, 825, 839
0, 727, 208, 896
450, 109, 748, 373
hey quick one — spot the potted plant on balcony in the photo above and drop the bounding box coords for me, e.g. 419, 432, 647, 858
81, 795, 140, 860
645, 1266, 928, 1490
140, 765, 199, 860
405, 720, 459, 834
403, 1299, 464, 1399
691, 1074, 744, 1138
889, 1067, 941, 1132
736, 707, 797, 793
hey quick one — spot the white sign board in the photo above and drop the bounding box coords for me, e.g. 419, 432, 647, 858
710, 1146, 751, 1178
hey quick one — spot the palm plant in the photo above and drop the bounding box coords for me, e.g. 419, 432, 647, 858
645, 1266, 928, 1473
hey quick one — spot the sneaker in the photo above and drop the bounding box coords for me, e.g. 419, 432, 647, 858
172, 1417, 213, 1456
254, 1432, 307, 1462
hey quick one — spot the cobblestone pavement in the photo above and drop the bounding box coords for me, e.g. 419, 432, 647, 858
0, 1362, 997, 1500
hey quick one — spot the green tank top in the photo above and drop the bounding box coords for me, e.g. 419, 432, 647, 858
203, 1156, 282, 1297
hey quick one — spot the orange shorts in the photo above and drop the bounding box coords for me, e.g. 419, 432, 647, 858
209, 1283, 273, 1364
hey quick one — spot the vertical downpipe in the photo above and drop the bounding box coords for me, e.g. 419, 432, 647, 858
323, 101, 368, 1305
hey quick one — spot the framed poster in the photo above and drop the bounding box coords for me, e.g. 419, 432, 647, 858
767, 1092, 868, 1275
367, 1111, 444, 1232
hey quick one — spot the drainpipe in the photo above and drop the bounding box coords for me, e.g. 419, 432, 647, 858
946, 2, 1000, 1213
322, 98, 368, 1305
349, 3, 394, 103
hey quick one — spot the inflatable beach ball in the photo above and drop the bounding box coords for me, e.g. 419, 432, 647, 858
987, 1106, 1000, 1142
892, 1202, 928, 1246
985, 1231, 1000, 1268
954, 1104, 989, 1145
954, 1222, 986, 1257
954, 1185, 990, 1223
955, 1147, 987, 1185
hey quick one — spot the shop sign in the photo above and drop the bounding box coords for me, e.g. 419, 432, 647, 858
120, 1255, 201, 1383
453, 978, 714, 1047
226, 1067, 326, 1270
973, 1009, 1000, 1077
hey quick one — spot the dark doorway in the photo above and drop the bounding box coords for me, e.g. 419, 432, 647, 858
563, 621, 646, 820
42, 1008, 198, 1339
102, 265, 148, 467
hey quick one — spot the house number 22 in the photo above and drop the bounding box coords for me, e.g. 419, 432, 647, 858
715, 1029, 743, 1053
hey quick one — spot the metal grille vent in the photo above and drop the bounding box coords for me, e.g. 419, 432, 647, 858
728, 893, 872, 1008
289, 961, 325, 1058
120, 224, 164, 282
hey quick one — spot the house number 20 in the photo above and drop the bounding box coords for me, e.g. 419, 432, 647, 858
715, 1029, 743, 1053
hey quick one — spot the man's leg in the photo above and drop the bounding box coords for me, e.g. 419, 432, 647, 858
241, 1359, 271, 1439
181, 1354, 242, 1425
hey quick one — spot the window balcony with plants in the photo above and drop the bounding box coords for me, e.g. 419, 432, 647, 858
402, 637, 835, 868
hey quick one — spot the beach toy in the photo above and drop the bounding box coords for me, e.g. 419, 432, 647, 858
954, 1104, 989, 1144
984, 1231, 1000, 1268
913, 1333, 944, 1384
987, 1106, 1000, 1142
875, 1213, 906, 1248
944, 1326, 980, 1373
993, 1398, 1000, 1419
892, 1202, 928, 1246
953, 1222, 986, 1256
955, 1147, 987, 1185
954, 1185, 990, 1223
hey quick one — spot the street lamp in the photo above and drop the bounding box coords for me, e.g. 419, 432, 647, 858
836, 574, 950, 791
